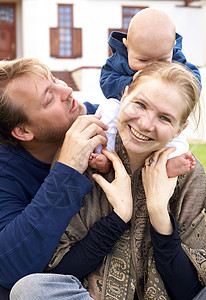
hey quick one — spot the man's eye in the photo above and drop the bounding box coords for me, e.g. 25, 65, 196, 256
46, 94, 54, 106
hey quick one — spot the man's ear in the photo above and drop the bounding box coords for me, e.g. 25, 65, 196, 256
123, 37, 128, 48
11, 125, 34, 142
169, 122, 188, 142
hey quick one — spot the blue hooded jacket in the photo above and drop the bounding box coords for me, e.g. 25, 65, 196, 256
100, 31, 201, 100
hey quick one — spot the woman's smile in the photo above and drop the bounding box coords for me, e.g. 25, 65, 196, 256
129, 125, 153, 141
117, 76, 187, 165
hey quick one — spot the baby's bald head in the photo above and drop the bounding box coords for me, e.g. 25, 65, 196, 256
128, 8, 176, 46
124, 8, 176, 71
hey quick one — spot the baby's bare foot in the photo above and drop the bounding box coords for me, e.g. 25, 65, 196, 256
89, 153, 111, 173
166, 152, 195, 178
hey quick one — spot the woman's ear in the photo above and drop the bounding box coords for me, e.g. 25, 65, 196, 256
120, 86, 129, 104
11, 125, 34, 142
123, 38, 128, 48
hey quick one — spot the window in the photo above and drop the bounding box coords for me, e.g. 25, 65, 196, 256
58, 5, 72, 57
122, 6, 144, 30
0, 4, 14, 23
50, 4, 82, 58
59, 27, 72, 57
59, 5, 72, 27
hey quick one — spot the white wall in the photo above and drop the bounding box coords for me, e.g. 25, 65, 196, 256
20, 0, 205, 143
20, 0, 204, 70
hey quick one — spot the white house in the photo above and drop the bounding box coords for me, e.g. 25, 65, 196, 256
0, 0, 205, 141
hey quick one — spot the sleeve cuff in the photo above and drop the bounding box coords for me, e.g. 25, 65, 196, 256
48, 162, 94, 201
107, 211, 130, 232
150, 213, 181, 248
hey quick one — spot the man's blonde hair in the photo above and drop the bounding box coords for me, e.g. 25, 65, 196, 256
0, 58, 51, 146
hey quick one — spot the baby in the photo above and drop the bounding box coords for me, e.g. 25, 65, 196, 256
89, 8, 201, 177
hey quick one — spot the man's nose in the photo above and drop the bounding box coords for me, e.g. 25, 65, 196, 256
60, 85, 73, 101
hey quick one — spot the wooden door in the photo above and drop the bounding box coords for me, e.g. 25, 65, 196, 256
0, 3, 16, 60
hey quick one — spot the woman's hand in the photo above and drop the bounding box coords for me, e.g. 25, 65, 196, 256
142, 147, 177, 235
92, 149, 133, 223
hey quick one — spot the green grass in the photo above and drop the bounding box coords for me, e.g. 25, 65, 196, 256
189, 143, 206, 172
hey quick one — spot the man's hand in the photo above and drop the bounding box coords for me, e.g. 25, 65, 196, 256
58, 115, 108, 174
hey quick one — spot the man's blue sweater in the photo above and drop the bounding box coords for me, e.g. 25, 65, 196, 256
0, 102, 98, 289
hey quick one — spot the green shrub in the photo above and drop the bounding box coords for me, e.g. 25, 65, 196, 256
189, 144, 206, 172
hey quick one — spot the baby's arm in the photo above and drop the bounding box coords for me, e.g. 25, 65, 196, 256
100, 59, 133, 100
165, 130, 195, 177
89, 99, 120, 173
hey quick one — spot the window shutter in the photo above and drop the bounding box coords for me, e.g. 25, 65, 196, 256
50, 28, 59, 57
72, 28, 82, 58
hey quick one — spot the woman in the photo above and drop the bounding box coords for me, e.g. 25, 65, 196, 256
11, 62, 206, 299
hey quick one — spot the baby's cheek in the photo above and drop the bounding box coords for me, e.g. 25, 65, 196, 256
131, 62, 143, 71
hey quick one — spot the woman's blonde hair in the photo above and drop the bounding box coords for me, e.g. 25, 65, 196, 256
0, 58, 51, 146
127, 61, 201, 126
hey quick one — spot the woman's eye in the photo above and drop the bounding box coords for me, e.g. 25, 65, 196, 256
160, 116, 170, 123
137, 102, 146, 109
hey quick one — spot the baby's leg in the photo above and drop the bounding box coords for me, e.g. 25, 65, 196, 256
166, 152, 195, 178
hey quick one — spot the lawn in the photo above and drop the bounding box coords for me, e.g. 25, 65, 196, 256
189, 143, 206, 172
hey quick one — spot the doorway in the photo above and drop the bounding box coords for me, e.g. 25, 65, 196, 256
0, 3, 16, 60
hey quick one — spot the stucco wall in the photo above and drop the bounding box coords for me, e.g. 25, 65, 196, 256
20, 0, 204, 70
19, 0, 206, 142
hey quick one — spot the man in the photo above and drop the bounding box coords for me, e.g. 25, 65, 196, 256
0, 58, 130, 298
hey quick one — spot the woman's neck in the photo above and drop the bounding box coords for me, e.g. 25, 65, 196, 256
127, 150, 152, 174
